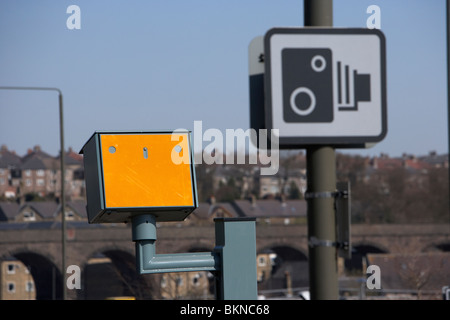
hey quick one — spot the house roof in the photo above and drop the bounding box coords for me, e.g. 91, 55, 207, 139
0, 145, 83, 171
64, 147, 83, 165
0, 200, 88, 222
231, 199, 307, 218
190, 199, 307, 220
65, 200, 87, 219
0, 145, 21, 169
19, 201, 59, 219
372, 157, 403, 170
0, 202, 19, 221
403, 158, 431, 171
21, 146, 58, 170
419, 152, 449, 167
191, 202, 239, 220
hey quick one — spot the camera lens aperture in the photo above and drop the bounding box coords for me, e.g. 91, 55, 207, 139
311, 55, 326, 72
290, 87, 316, 116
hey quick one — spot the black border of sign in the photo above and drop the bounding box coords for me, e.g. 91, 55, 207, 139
263, 27, 387, 149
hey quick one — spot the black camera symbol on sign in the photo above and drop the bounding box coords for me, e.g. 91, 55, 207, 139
282, 48, 371, 123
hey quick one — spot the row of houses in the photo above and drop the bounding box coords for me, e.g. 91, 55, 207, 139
205, 150, 448, 200
370, 152, 448, 171
0, 144, 306, 202
0, 196, 307, 226
0, 144, 448, 203
0, 145, 84, 201
0, 200, 87, 223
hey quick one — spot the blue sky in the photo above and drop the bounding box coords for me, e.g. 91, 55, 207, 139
0, 0, 447, 159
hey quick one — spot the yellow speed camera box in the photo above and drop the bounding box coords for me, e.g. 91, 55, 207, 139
80, 130, 198, 223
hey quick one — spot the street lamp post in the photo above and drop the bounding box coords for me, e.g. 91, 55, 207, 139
0, 86, 66, 300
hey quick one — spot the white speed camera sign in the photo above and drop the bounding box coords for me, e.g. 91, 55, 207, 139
262, 27, 387, 148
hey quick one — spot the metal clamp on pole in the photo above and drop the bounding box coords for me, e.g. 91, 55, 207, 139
304, 191, 337, 199
308, 236, 350, 250
306, 182, 351, 259
304, 190, 348, 200
308, 236, 337, 248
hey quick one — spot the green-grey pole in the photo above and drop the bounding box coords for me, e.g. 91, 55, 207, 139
0, 86, 66, 300
214, 217, 257, 300
303, 0, 339, 300
58, 92, 66, 300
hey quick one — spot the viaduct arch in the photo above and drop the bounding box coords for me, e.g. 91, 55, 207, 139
0, 222, 448, 299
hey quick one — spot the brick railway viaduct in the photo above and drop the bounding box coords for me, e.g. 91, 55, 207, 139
0, 221, 449, 299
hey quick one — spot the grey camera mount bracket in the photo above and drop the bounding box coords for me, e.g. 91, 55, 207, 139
132, 214, 258, 300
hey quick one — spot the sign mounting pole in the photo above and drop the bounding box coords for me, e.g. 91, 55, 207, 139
304, 0, 339, 300
251, 0, 386, 300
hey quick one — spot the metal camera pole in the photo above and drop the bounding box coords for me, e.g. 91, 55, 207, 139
303, 0, 339, 300
0, 86, 66, 300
